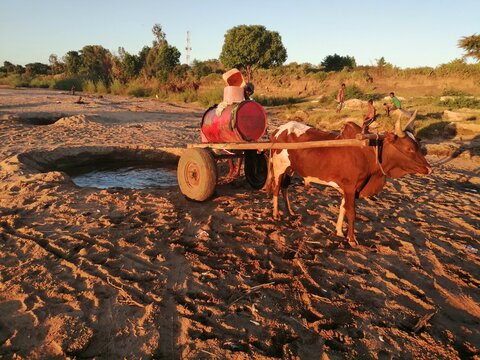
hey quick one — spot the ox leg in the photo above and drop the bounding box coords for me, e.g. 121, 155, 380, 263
281, 174, 295, 216
336, 197, 346, 237
272, 174, 283, 221
234, 158, 243, 177
227, 158, 235, 178
344, 191, 359, 247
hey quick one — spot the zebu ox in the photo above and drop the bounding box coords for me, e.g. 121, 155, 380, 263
266, 113, 432, 246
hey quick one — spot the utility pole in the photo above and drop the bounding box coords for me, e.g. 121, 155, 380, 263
185, 31, 192, 66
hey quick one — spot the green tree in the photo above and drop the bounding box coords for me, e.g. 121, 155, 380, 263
146, 44, 181, 81
458, 34, 480, 62
376, 56, 387, 67
64, 51, 82, 75
15, 65, 25, 74
49, 54, 64, 74
191, 59, 221, 79
25, 62, 50, 76
321, 54, 356, 72
1, 61, 24, 74
113, 47, 141, 82
121, 52, 141, 81
3, 61, 16, 74
152, 23, 167, 47
137, 46, 150, 79
79, 45, 113, 84
219, 25, 287, 80
143, 24, 180, 82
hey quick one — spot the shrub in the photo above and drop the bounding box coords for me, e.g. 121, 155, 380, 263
401, 67, 435, 77
436, 59, 480, 78
178, 88, 198, 103
441, 88, 471, 96
109, 79, 124, 95
30, 76, 53, 88
198, 87, 223, 107
313, 71, 328, 82
255, 95, 302, 107
331, 84, 384, 101
200, 73, 222, 86
95, 80, 108, 94
127, 84, 152, 97
83, 80, 96, 93
437, 96, 480, 109
0, 75, 31, 87
52, 77, 83, 91
344, 84, 365, 100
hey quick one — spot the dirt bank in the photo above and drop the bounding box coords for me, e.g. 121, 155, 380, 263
0, 88, 478, 359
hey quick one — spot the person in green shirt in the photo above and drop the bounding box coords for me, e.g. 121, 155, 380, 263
384, 92, 401, 116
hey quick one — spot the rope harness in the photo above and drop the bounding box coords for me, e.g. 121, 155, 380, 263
373, 133, 388, 176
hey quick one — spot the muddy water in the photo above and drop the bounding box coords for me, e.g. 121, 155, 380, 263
70, 163, 178, 189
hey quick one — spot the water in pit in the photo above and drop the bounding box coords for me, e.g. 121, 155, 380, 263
70, 162, 178, 189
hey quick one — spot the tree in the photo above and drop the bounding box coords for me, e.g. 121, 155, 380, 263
3, 61, 16, 74
191, 59, 221, 79
458, 34, 480, 62
64, 51, 82, 75
138, 46, 150, 73
79, 45, 113, 84
143, 24, 180, 82
219, 25, 287, 80
321, 54, 356, 72
376, 56, 387, 67
15, 65, 25, 74
144, 44, 180, 81
152, 23, 167, 47
49, 54, 64, 74
122, 52, 141, 81
25, 62, 50, 76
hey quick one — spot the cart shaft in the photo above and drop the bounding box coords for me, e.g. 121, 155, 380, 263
188, 139, 369, 151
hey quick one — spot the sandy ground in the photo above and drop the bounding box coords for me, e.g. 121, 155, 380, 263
0, 87, 479, 359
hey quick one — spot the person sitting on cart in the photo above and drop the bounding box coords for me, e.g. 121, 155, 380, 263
244, 82, 254, 100
362, 99, 377, 133
384, 92, 401, 117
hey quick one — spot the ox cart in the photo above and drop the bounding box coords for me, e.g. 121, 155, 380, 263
177, 93, 383, 201
177, 136, 375, 201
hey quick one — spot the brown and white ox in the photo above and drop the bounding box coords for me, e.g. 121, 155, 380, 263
266, 113, 432, 246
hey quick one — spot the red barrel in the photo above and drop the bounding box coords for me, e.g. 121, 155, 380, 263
201, 101, 267, 143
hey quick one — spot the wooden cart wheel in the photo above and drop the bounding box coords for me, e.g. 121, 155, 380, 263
177, 148, 217, 201
244, 150, 268, 190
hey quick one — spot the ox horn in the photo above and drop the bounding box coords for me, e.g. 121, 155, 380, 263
394, 115, 406, 138
404, 110, 418, 132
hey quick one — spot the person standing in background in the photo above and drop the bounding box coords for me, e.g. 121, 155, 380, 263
336, 83, 346, 113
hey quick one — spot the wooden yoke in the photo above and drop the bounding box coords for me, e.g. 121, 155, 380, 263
189, 138, 370, 151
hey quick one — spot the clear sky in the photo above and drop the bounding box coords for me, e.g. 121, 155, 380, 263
0, 0, 478, 68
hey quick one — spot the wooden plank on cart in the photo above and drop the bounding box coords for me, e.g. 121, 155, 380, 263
188, 139, 369, 151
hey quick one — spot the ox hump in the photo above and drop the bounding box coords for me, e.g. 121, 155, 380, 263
274, 121, 312, 139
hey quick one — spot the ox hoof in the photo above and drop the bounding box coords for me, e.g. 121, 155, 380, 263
288, 212, 299, 220
347, 239, 359, 248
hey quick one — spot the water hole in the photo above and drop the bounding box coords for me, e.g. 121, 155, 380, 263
20, 115, 66, 125
69, 161, 178, 189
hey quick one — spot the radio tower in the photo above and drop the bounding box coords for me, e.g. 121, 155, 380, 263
185, 31, 192, 66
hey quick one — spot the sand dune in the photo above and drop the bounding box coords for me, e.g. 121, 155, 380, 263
0, 87, 479, 359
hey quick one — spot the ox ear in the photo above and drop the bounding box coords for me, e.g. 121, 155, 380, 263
404, 110, 418, 132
